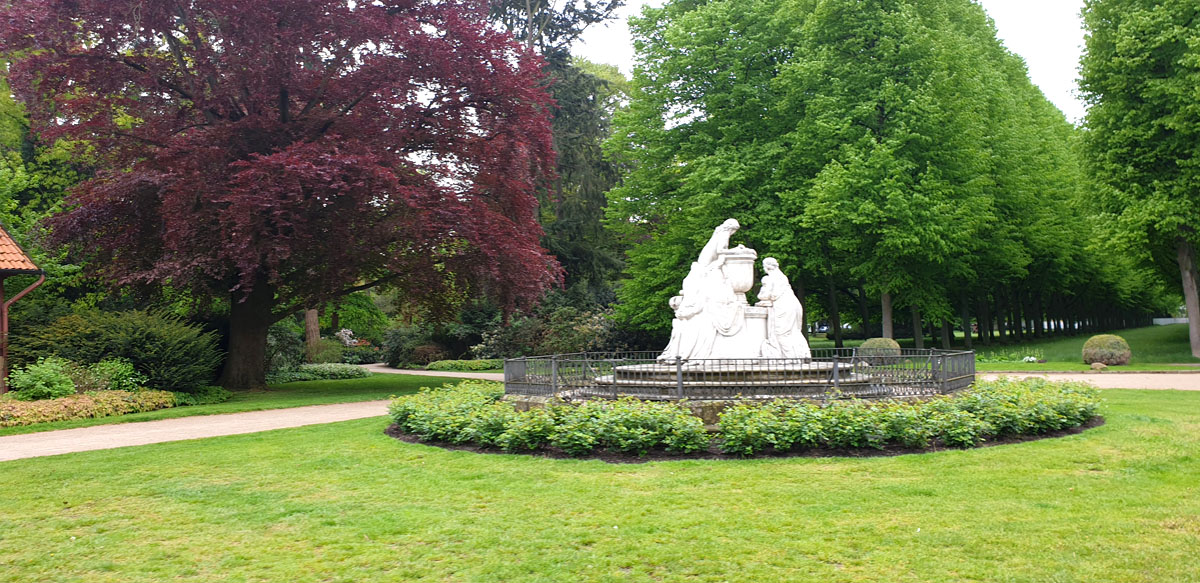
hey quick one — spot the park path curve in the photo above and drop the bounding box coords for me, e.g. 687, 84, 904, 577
0, 367, 1195, 463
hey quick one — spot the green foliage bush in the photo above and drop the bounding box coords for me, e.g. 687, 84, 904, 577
9, 356, 76, 401
307, 338, 344, 364
266, 363, 372, 384
387, 378, 1100, 458
470, 306, 614, 359
716, 378, 1100, 455
12, 310, 222, 392
82, 359, 147, 392
388, 382, 709, 456
381, 326, 433, 368
424, 359, 504, 372
858, 337, 902, 365
411, 344, 450, 365
170, 385, 234, 406
0, 390, 177, 427
266, 319, 305, 373
340, 345, 382, 365
1082, 334, 1132, 365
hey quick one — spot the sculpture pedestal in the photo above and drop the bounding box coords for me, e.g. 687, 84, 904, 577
712, 306, 768, 358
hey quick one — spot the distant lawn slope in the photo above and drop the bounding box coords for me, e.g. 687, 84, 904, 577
813, 324, 1198, 367
973, 324, 1198, 364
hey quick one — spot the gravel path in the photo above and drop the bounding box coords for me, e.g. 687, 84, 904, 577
981, 371, 1200, 390
1, 368, 1196, 463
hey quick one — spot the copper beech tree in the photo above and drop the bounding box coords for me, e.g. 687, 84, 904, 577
0, 0, 561, 389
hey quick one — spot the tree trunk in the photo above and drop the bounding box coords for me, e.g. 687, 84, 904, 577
855, 285, 872, 338
960, 297, 973, 350
219, 280, 276, 390
940, 319, 952, 349
828, 278, 843, 348
1178, 236, 1200, 358
796, 278, 807, 334
881, 292, 894, 339
911, 305, 924, 349
305, 308, 320, 363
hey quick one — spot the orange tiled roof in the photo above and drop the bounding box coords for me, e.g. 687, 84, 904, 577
0, 225, 40, 273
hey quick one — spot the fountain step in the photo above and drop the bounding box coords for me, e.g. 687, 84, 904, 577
594, 373, 873, 387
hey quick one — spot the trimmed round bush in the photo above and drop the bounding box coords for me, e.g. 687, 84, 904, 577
1082, 334, 1131, 365
859, 337, 901, 354
859, 337, 901, 365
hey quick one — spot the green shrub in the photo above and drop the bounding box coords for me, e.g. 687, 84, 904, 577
381, 326, 433, 368
87, 359, 147, 392
12, 310, 222, 393
549, 398, 708, 456
425, 359, 504, 372
716, 378, 1101, 455
170, 385, 234, 406
495, 407, 557, 452
386, 378, 1100, 458
1082, 334, 1131, 365
266, 363, 372, 384
858, 337, 902, 365
266, 319, 305, 374
470, 306, 615, 359
9, 357, 76, 401
388, 383, 709, 456
341, 345, 381, 364
0, 390, 176, 427
307, 338, 344, 364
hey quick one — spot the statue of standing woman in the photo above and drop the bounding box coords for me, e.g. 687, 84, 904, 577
756, 257, 811, 359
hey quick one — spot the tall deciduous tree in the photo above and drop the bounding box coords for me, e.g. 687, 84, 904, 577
1, 0, 560, 388
490, 1, 627, 300
1080, 0, 1200, 357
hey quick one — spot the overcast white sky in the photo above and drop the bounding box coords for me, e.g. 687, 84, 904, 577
574, 0, 1087, 123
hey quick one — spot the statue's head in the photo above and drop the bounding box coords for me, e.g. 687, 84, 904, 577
721, 218, 740, 231
763, 257, 779, 272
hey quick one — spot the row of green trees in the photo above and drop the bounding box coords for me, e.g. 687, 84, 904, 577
603, 0, 1184, 349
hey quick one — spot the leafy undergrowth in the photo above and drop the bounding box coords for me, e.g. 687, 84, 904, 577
387, 379, 1102, 461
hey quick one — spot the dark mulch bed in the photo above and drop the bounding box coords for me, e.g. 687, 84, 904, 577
384, 416, 1106, 464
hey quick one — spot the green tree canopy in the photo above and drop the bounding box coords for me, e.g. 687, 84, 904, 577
1080, 0, 1200, 357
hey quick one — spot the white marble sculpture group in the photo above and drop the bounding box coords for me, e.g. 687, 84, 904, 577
659, 219, 812, 362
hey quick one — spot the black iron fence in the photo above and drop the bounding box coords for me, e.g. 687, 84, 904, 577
504, 348, 975, 401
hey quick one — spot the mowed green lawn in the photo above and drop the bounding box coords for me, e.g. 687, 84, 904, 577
1, 389, 1198, 582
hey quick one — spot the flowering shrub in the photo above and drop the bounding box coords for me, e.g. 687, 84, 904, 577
334, 328, 357, 347
0, 390, 177, 427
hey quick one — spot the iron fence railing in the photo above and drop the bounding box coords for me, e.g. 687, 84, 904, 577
504, 348, 975, 401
